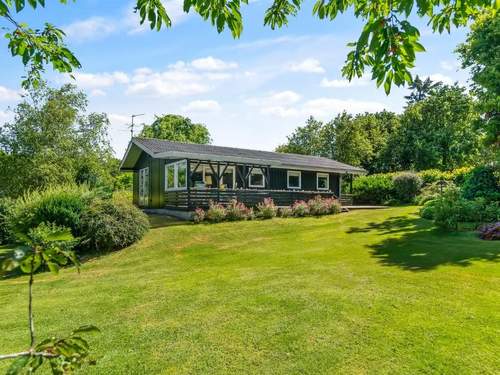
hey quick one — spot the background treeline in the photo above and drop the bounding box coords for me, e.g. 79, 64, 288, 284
276, 83, 490, 174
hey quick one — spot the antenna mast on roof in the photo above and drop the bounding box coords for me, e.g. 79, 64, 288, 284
129, 113, 145, 139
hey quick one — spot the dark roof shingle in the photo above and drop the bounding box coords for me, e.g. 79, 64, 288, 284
132, 137, 365, 173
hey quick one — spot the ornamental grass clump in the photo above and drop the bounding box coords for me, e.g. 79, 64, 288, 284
206, 201, 227, 223
225, 199, 251, 221
256, 198, 278, 219
323, 198, 342, 214
307, 196, 329, 216
278, 206, 293, 218
292, 200, 309, 217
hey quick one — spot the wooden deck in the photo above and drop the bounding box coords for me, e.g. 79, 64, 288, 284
165, 188, 338, 210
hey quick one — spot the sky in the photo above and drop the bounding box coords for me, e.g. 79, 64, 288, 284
0, 0, 470, 159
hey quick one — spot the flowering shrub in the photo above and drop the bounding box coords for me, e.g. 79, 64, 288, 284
292, 200, 309, 217
323, 198, 342, 214
225, 199, 250, 221
206, 201, 226, 223
278, 206, 293, 218
478, 222, 500, 240
193, 208, 206, 223
307, 196, 328, 216
256, 198, 278, 219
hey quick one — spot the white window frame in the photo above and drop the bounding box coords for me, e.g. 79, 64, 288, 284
165, 160, 188, 191
248, 168, 265, 188
139, 167, 149, 206
316, 173, 330, 191
287, 170, 302, 189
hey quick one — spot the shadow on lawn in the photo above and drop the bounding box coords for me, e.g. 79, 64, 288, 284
347, 216, 500, 271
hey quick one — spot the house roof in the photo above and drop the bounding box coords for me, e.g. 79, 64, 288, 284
121, 137, 366, 174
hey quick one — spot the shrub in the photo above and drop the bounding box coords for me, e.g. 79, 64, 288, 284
323, 198, 342, 214
206, 201, 226, 223
307, 196, 329, 216
447, 166, 473, 185
193, 208, 206, 223
0, 197, 13, 244
418, 169, 444, 185
416, 181, 454, 205
278, 206, 293, 218
292, 200, 309, 217
392, 172, 422, 203
478, 222, 500, 240
79, 197, 150, 252
461, 165, 500, 202
419, 199, 437, 220
256, 198, 278, 219
225, 200, 250, 221
8, 184, 94, 237
352, 174, 394, 204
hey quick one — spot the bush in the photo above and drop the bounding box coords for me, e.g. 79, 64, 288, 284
392, 172, 422, 203
461, 165, 500, 202
323, 198, 342, 214
307, 196, 329, 216
418, 169, 444, 185
193, 208, 205, 223
256, 198, 278, 219
416, 181, 455, 205
419, 199, 437, 220
292, 200, 309, 217
278, 206, 293, 218
79, 197, 149, 252
352, 174, 394, 204
8, 184, 94, 237
0, 198, 13, 244
206, 201, 226, 223
427, 187, 499, 230
225, 200, 251, 221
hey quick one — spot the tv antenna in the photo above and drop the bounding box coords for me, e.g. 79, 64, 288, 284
129, 113, 145, 139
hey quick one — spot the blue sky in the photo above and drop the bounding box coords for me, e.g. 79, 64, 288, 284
0, 0, 470, 158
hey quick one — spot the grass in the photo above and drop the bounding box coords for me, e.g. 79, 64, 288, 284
1, 207, 499, 374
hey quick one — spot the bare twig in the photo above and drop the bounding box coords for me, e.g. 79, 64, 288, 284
28, 256, 35, 349
0, 351, 58, 361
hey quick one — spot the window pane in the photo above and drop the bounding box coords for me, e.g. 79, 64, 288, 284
222, 167, 234, 189
318, 175, 328, 189
250, 172, 264, 187
288, 173, 300, 188
167, 165, 175, 189
204, 167, 216, 188
191, 165, 204, 188
178, 162, 187, 188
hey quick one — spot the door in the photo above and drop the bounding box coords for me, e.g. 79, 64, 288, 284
138, 167, 149, 207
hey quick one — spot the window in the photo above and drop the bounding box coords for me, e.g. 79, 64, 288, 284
165, 160, 187, 190
317, 173, 329, 190
138, 167, 149, 206
287, 170, 301, 189
190, 164, 236, 189
220, 166, 236, 189
249, 168, 265, 188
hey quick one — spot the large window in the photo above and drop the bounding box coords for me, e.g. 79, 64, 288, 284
317, 173, 329, 190
249, 168, 265, 188
165, 160, 187, 190
190, 164, 236, 189
287, 170, 301, 189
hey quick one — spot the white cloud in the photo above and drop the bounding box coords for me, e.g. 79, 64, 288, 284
71, 71, 130, 89
108, 113, 131, 125
428, 73, 455, 85
247, 93, 386, 119
440, 60, 460, 71
191, 56, 238, 71
321, 76, 370, 88
289, 58, 325, 74
302, 98, 385, 118
90, 89, 107, 97
0, 85, 21, 101
182, 100, 221, 112
64, 17, 117, 42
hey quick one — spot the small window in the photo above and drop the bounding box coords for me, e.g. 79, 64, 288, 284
317, 173, 329, 190
249, 168, 265, 188
165, 160, 187, 190
287, 170, 301, 189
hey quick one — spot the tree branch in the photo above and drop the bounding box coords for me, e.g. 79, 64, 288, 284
0, 351, 58, 360
29, 258, 35, 348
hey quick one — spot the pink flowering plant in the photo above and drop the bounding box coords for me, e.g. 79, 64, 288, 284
206, 201, 227, 223
292, 200, 309, 217
192, 208, 206, 223
256, 197, 278, 219
225, 199, 251, 221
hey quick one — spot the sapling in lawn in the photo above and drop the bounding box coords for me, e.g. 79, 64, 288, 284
0, 223, 99, 374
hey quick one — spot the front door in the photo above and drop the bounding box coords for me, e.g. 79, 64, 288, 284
138, 167, 149, 207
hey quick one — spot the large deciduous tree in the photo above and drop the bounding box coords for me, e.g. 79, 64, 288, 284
139, 114, 212, 144
0, 83, 114, 197
456, 10, 499, 148
0, 0, 496, 91
394, 85, 483, 170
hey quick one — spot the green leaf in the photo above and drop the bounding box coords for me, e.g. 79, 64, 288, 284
7, 355, 30, 375
72, 324, 101, 335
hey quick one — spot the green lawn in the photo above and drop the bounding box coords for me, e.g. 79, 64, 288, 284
1, 207, 499, 374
